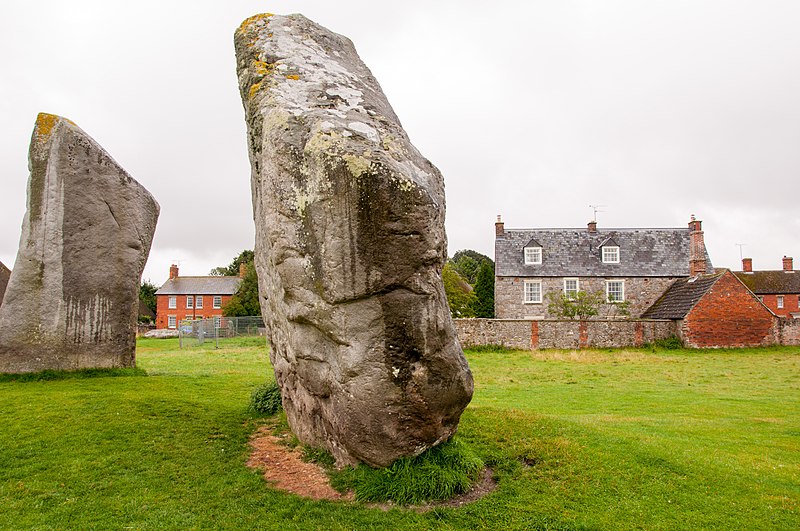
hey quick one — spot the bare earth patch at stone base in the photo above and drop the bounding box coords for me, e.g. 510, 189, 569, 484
246, 426, 352, 501
246, 426, 496, 508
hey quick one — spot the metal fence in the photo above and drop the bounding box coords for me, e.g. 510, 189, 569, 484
178, 316, 267, 349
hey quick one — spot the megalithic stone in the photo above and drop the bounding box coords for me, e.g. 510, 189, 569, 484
0, 113, 159, 373
235, 14, 473, 467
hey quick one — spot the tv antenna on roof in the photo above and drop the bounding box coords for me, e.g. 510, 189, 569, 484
735, 244, 746, 261
589, 204, 607, 223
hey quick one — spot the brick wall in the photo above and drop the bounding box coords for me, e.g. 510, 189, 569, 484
681, 272, 776, 348
495, 276, 678, 319
156, 294, 232, 329
759, 293, 800, 318
454, 318, 676, 350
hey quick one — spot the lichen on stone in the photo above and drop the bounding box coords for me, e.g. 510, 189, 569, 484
237, 13, 274, 34
342, 153, 372, 178
249, 81, 263, 99
254, 60, 274, 77
34, 113, 60, 144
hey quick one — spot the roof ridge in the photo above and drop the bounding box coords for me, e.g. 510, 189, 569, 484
504, 227, 688, 232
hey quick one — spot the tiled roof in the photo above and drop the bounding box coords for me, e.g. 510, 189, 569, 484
495, 227, 713, 277
155, 276, 241, 296
733, 271, 800, 294
641, 273, 723, 319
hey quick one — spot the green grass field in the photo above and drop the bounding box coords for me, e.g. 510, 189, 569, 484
1, 338, 798, 529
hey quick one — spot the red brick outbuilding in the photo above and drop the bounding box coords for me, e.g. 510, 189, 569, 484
643, 270, 776, 348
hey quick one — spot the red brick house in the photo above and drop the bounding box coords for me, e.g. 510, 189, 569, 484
642, 270, 776, 348
154, 264, 242, 329
0, 261, 10, 306
734, 257, 800, 318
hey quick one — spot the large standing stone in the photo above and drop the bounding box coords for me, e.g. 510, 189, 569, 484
235, 14, 473, 467
0, 113, 159, 373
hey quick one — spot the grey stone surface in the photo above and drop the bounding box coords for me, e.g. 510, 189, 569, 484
0, 113, 159, 373
0, 261, 10, 307
143, 329, 180, 339
496, 227, 714, 278
453, 318, 677, 350
235, 13, 473, 467
495, 276, 679, 319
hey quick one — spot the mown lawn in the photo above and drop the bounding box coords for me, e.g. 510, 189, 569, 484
1, 339, 798, 529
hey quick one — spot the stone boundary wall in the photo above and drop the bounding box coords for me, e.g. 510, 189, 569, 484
455, 317, 800, 349
778, 318, 800, 346
454, 318, 676, 350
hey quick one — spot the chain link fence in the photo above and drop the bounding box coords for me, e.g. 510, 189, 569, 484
178, 316, 267, 349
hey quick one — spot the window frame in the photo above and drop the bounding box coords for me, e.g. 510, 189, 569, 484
213, 296, 222, 309
777, 295, 784, 309
195, 296, 203, 309
523, 280, 543, 304
168, 296, 177, 309
602, 246, 620, 264
524, 246, 543, 265
563, 278, 579, 300
168, 315, 177, 329
186, 295, 193, 309
606, 280, 625, 302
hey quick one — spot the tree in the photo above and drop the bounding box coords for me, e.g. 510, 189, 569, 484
139, 279, 158, 315
210, 250, 254, 276
546, 290, 605, 320
442, 263, 476, 318
472, 261, 495, 318
222, 261, 262, 317
450, 250, 493, 285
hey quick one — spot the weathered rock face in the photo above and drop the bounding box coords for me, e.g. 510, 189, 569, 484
235, 13, 473, 467
0, 113, 159, 373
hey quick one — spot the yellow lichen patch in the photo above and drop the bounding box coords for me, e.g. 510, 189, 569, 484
382, 134, 407, 161
237, 13, 274, 34
286, 74, 300, 80
305, 130, 342, 157
249, 81, 262, 99
254, 61, 274, 76
34, 113, 60, 143
343, 154, 372, 178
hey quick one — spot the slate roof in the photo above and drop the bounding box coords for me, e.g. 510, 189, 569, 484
155, 276, 241, 296
641, 272, 724, 319
496, 227, 713, 277
733, 271, 800, 294
0, 261, 10, 305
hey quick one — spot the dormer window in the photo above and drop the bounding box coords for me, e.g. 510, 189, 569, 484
523, 238, 543, 265
524, 247, 542, 264
602, 246, 619, 264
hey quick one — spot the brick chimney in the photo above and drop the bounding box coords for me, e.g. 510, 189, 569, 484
169, 264, 179, 279
688, 215, 707, 276
587, 220, 597, 233
495, 215, 504, 237
239, 262, 248, 278
742, 258, 753, 273
783, 256, 794, 272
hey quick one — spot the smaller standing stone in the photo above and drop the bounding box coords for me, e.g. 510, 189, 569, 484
0, 113, 159, 373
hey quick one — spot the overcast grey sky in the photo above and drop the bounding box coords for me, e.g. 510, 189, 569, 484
1, 0, 798, 285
